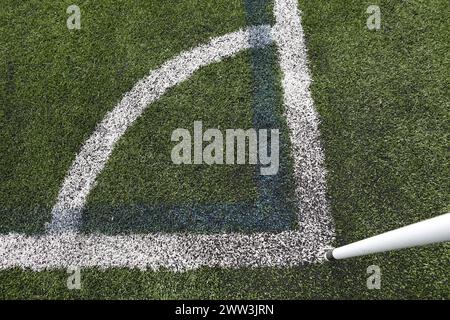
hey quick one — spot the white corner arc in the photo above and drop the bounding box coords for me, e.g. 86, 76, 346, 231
48, 25, 273, 233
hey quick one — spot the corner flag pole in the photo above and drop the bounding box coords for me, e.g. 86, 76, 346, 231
325, 212, 450, 261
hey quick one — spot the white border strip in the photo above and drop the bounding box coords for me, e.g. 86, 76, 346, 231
273, 0, 334, 245
0, 0, 335, 271
0, 231, 329, 271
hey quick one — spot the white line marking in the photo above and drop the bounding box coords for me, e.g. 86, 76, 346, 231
47, 25, 273, 233
0, 232, 329, 271
0, 0, 335, 270
273, 0, 334, 246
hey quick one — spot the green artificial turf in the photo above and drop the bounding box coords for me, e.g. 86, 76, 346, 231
1, 0, 449, 299
82, 52, 259, 233
82, 44, 299, 234
88, 52, 257, 206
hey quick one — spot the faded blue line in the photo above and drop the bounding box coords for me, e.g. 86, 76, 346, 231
244, 0, 297, 230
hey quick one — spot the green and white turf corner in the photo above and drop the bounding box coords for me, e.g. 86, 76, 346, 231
0, 0, 448, 298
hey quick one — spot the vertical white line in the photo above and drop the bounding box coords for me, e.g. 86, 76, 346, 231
273, 0, 335, 245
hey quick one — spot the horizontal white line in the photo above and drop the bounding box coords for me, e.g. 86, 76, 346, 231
0, 232, 328, 271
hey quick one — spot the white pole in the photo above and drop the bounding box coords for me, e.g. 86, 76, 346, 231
325, 212, 450, 261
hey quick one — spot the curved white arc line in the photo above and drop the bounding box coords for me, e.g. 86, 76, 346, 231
47, 25, 273, 233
